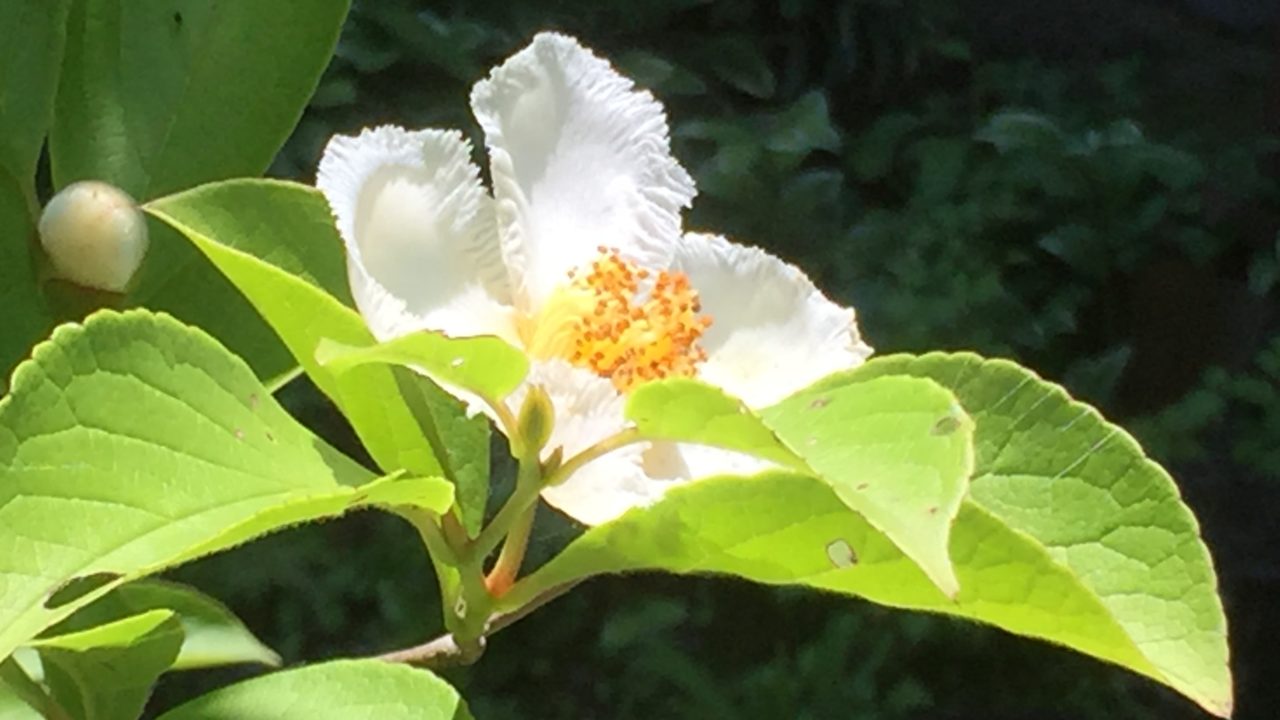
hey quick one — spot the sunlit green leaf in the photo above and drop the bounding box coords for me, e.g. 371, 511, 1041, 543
761, 375, 972, 597
128, 220, 301, 389
509, 354, 1231, 716
0, 310, 452, 659
157, 660, 473, 720
145, 180, 467, 480
625, 378, 803, 469
506, 471, 1211, 715
33, 610, 182, 720
316, 331, 527, 405
832, 352, 1232, 717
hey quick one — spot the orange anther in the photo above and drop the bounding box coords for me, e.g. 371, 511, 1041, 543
538, 247, 715, 391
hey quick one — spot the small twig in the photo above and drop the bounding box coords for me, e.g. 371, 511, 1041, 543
376, 633, 484, 669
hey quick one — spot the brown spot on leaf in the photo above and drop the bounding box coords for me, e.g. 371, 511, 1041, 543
931, 414, 962, 436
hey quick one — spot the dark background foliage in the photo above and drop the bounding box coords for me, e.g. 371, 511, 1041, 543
157, 1, 1279, 717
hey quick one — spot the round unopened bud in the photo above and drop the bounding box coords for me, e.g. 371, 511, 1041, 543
516, 385, 555, 456
38, 180, 148, 293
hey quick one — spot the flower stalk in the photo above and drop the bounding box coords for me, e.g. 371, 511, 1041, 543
484, 504, 535, 597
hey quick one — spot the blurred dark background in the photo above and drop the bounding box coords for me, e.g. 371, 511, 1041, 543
156, 1, 1279, 718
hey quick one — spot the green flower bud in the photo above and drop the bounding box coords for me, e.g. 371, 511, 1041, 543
516, 385, 555, 456
38, 181, 148, 293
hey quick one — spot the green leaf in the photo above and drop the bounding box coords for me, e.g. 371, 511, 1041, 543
33, 610, 183, 720
834, 353, 1232, 717
702, 35, 776, 99
46, 0, 350, 382
851, 112, 923, 182
156, 660, 473, 720
0, 687, 42, 720
145, 181, 440, 476
975, 110, 1066, 153
624, 378, 803, 469
0, 0, 71, 196
392, 372, 491, 537
316, 332, 528, 406
50, 0, 349, 199
505, 472, 1212, 716
616, 51, 706, 96
0, 168, 52, 390
127, 219, 301, 390
0, 693, 41, 720
764, 91, 840, 157
146, 180, 446, 478
0, 657, 48, 719
909, 136, 970, 202
46, 580, 279, 671
760, 375, 972, 597
0, 309, 453, 659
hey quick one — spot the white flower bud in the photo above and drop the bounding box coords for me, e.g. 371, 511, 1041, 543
38, 180, 148, 293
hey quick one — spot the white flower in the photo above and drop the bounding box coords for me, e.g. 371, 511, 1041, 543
317, 33, 872, 525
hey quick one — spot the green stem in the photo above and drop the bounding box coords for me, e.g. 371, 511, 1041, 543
484, 396, 521, 452
545, 427, 644, 486
471, 426, 645, 565
402, 508, 490, 651
470, 447, 542, 562
405, 507, 459, 568
387, 424, 649, 666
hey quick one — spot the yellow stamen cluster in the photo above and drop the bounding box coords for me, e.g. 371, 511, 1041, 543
530, 247, 712, 392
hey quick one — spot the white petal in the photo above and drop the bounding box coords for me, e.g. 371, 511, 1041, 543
512, 360, 671, 526
470, 33, 696, 311
317, 125, 515, 342
542, 450, 655, 527
643, 442, 775, 482
674, 233, 873, 407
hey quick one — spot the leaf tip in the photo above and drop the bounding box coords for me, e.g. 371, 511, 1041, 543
930, 564, 961, 601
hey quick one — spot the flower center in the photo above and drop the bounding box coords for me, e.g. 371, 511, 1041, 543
525, 247, 712, 392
